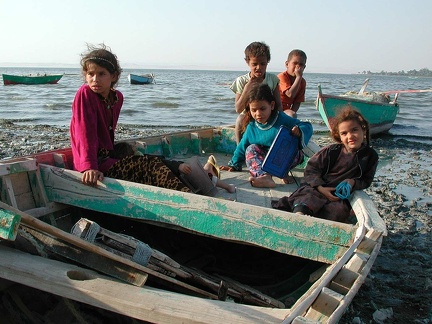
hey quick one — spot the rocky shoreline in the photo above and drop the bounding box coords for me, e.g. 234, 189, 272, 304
1, 121, 431, 323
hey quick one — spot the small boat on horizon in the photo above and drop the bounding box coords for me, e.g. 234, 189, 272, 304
2, 73, 64, 85
127, 73, 155, 85
316, 79, 400, 136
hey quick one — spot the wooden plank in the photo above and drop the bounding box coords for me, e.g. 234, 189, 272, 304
79, 221, 285, 307
97, 227, 181, 268
28, 168, 50, 208
351, 191, 387, 235
0, 245, 290, 324
3, 175, 19, 208
0, 201, 217, 299
6, 173, 32, 196
328, 268, 359, 295
292, 316, 321, 324
19, 225, 149, 287
24, 202, 69, 218
30, 148, 74, 168
305, 287, 344, 320
40, 165, 357, 264
215, 274, 285, 308
281, 225, 366, 323
327, 236, 383, 323
356, 229, 382, 254
53, 153, 69, 168
0, 158, 37, 176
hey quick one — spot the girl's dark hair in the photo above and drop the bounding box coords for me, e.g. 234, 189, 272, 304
80, 43, 122, 87
242, 83, 277, 132
109, 142, 135, 159
330, 106, 371, 145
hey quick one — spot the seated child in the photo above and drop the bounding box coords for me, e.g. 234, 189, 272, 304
220, 83, 313, 188
103, 143, 235, 196
181, 155, 236, 195
272, 106, 379, 223
230, 41, 282, 144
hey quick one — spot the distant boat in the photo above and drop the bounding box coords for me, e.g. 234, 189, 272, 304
2, 73, 63, 85
316, 79, 400, 135
128, 73, 155, 85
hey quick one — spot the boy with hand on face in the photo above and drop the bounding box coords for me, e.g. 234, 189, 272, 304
278, 49, 307, 118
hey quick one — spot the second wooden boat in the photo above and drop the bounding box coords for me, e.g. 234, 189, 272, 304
316, 79, 400, 135
128, 73, 155, 84
2, 73, 63, 85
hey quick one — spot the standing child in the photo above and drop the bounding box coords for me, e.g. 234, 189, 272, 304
272, 106, 379, 223
278, 49, 307, 118
230, 41, 282, 144
221, 83, 313, 188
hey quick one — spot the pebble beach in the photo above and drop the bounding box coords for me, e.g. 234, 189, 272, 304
1, 120, 431, 323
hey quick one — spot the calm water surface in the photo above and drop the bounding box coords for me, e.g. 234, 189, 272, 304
1, 68, 431, 144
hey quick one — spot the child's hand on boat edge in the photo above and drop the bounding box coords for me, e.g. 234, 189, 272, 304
82, 169, 104, 186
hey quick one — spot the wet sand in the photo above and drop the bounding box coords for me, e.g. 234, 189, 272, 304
1, 121, 431, 323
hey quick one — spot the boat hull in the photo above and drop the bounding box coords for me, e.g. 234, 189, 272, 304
128, 73, 154, 84
316, 85, 399, 135
2, 73, 63, 85
0, 126, 386, 323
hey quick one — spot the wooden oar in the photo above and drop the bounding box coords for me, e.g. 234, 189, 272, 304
0, 201, 218, 299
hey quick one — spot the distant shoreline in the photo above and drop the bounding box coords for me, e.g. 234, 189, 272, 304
1, 65, 431, 76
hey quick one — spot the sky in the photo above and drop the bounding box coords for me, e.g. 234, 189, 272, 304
0, 0, 431, 74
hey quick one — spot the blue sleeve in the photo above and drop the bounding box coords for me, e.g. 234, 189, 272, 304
228, 126, 251, 170
296, 121, 313, 148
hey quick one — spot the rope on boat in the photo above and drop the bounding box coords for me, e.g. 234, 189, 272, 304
132, 241, 153, 266
71, 218, 153, 266
71, 218, 100, 242
335, 182, 352, 200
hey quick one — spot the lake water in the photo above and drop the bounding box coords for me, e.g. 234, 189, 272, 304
1, 67, 431, 144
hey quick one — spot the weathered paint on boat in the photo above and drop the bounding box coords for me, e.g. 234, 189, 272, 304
316, 84, 399, 135
0, 126, 386, 323
128, 73, 155, 84
2, 73, 63, 85
40, 165, 356, 264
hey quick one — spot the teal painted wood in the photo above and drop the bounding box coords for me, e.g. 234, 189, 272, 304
128, 73, 154, 85
2, 74, 63, 85
0, 209, 21, 240
130, 127, 236, 158
213, 127, 237, 154
316, 85, 399, 135
40, 165, 356, 264
0, 158, 38, 176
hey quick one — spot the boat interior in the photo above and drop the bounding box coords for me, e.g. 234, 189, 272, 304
0, 126, 386, 322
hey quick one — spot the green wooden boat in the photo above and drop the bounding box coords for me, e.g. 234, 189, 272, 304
316, 79, 400, 135
0, 126, 386, 323
2, 73, 63, 85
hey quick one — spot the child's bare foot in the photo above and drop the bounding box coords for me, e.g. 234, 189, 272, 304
226, 184, 236, 193
216, 179, 236, 193
249, 174, 276, 188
